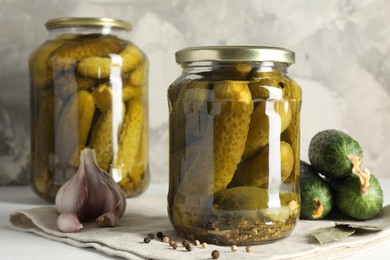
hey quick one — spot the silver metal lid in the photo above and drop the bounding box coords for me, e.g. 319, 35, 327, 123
45, 17, 132, 31
176, 46, 295, 64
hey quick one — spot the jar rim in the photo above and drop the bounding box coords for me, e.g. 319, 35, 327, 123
45, 17, 132, 31
175, 46, 295, 64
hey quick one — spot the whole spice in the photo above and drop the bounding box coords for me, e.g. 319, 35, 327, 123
55, 148, 126, 232
211, 250, 220, 259
172, 242, 178, 250
246, 246, 252, 253
144, 237, 151, 243
185, 243, 192, 251
148, 233, 155, 239
157, 231, 163, 239
231, 245, 238, 252
163, 236, 170, 243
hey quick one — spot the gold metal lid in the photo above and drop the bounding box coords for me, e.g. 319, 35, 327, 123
45, 17, 132, 30
176, 46, 295, 64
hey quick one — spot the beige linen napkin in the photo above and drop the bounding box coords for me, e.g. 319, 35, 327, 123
9, 195, 390, 260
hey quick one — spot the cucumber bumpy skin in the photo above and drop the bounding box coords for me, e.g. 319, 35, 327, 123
308, 129, 363, 179
300, 161, 333, 220
333, 173, 383, 220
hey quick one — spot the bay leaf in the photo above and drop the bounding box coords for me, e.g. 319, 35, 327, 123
335, 222, 383, 231
311, 226, 355, 245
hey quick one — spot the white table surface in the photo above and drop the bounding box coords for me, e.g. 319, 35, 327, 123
1, 181, 389, 260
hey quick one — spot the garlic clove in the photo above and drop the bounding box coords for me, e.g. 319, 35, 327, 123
96, 211, 119, 227
96, 179, 127, 227
57, 212, 83, 232
55, 164, 89, 221
83, 148, 127, 220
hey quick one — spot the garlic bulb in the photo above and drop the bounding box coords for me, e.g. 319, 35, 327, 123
55, 148, 126, 232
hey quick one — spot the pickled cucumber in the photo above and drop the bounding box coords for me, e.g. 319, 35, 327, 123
127, 62, 148, 86
51, 35, 124, 71
92, 84, 141, 112
168, 80, 211, 190
172, 80, 253, 230
173, 80, 211, 147
204, 187, 298, 240
53, 73, 97, 98
114, 98, 143, 178
249, 71, 285, 99
213, 186, 268, 211
56, 90, 95, 165
77, 43, 144, 78
89, 104, 125, 171
242, 98, 292, 160
281, 79, 302, 146
118, 123, 149, 196
208, 62, 254, 80
228, 141, 294, 188
207, 80, 254, 192
29, 39, 66, 89
33, 93, 56, 194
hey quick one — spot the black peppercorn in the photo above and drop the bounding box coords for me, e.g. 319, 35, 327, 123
147, 233, 155, 239
211, 250, 220, 259
143, 237, 151, 243
157, 231, 163, 239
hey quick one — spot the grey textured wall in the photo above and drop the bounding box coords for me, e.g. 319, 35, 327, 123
1, 0, 389, 185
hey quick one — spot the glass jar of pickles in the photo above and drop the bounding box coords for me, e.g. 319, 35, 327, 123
167, 46, 302, 245
29, 17, 149, 202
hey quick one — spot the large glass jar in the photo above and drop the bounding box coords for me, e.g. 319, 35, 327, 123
29, 17, 149, 202
168, 46, 302, 245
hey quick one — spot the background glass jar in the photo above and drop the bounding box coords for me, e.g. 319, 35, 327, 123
29, 17, 149, 202
168, 46, 302, 245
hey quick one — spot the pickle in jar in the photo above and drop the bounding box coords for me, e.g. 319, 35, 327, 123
77, 43, 144, 78
114, 98, 143, 178
51, 34, 124, 71
92, 83, 141, 112
228, 141, 294, 188
242, 97, 292, 160
89, 103, 126, 171
55, 90, 95, 167
172, 80, 253, 231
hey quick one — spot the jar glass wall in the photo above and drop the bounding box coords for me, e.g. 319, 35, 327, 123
168, 46, 302, 245
29, 17, 149, 202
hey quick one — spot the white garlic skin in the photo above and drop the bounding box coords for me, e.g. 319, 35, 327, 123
55, 148, 127, 232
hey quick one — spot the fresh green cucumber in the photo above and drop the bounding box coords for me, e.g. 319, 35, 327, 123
300, 161, 333, 220
308, 129, 363, 179
333, 173, 383, 220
